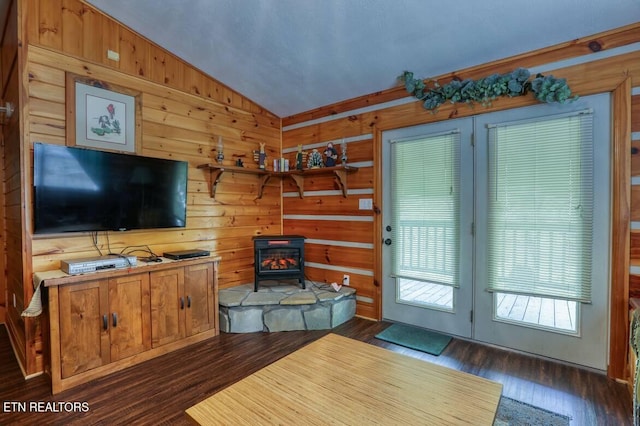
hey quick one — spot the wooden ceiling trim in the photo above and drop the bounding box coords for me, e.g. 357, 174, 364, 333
283, 22, 640, 127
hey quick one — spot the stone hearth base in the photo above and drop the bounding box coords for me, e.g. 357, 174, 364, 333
219, 281, 356, 333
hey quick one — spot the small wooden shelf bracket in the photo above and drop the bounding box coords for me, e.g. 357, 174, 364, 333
257, 174, 272, 198
287, 174, 305, 199
208, 168, 224, 198
333, 168, 349, 198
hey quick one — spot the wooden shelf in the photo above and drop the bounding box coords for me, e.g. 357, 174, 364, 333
197, 164, 271, 199
198, 164, 358, 199
273, 165, 359, 198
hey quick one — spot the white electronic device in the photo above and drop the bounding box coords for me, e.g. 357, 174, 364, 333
61, 255, 137, 275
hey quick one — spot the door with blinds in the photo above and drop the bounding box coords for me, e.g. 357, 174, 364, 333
381, 118, 474, 338
473, 93, 610, 370
381, 93, 610, 369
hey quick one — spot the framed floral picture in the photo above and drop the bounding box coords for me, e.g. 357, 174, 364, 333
66, 74, 141, 153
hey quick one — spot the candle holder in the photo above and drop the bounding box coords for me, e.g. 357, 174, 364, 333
341, 140, 348, 164
216, 136, 224, 164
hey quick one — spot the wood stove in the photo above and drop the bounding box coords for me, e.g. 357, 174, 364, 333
253, 235, 306, 292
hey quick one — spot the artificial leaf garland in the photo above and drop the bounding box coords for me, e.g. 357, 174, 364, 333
399, 68, 576, 112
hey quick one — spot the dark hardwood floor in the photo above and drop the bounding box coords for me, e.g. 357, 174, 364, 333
0, 318, 632, 425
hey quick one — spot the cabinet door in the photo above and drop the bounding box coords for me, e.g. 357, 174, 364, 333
150, 267, 185, 347
184, 263, 215, 336
58, 279, 110, 378
108, 274, 151, 361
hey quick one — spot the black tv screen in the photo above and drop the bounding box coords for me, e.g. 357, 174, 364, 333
33, 142, 188, 234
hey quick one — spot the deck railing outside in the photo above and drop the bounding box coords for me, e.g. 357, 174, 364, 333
394, 219, 577, 332
395, 219, 456, 283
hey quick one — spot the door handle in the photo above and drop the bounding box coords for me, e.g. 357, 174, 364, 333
103, 314, 108, 331
384, 238, 392, 246
112, 312, 118, 327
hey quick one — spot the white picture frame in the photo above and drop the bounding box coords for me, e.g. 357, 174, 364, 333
74, 82, 136, 152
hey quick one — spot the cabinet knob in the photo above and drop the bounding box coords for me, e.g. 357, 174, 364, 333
187, 295, 192, 308
103, 314, 108, 331
180, 297, 185, 310
112, 312, 118, 327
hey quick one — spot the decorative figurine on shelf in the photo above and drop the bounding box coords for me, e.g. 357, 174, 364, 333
258, 142, 266, 170
324, 142, 338, 167
307, 149, 324, 169
340, 139, 347, 165
216, 136, 224, 164
296, 144, 304, 170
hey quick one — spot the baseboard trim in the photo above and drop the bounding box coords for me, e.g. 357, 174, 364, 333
3, 322, 27, 379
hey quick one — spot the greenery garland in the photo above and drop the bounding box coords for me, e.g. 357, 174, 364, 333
399, 68, 576, 112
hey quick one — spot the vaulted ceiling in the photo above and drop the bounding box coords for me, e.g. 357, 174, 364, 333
85, 0, 640, 117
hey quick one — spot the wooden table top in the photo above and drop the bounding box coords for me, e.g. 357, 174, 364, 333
186, 333, 502, 425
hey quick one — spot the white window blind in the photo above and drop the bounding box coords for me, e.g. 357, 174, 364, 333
486, 111, 594, 302
391, 131, 460, 288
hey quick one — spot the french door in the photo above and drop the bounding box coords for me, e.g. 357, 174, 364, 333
382, 118, 474, 338
382, 93, 610, 370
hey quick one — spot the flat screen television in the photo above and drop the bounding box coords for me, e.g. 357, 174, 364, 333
33, 142, 188, 234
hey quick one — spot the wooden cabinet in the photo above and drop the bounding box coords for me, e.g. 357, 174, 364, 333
58, 274, 151, 379
58, 279, 110, 378
47, 257, 219, 394
185, 262, 217, 336
150, 263, 216, 347
108, 274, 152, 360
150, 268, 185, 347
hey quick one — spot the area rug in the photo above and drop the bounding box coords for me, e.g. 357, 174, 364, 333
374, 323, 452, 355
494, 396, 571, 426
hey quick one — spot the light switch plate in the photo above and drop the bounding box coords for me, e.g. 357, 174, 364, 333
107, 49, 120, 61
359, 198, 373, 210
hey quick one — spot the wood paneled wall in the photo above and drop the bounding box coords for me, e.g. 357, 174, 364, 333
280, 137, 378, 318
9, 0, 282, 376
2, 0, 23, 373
629, 92, 640, 299
7, 0, 640, 383
283, 23, 640, 380
282, 134, 377, 318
